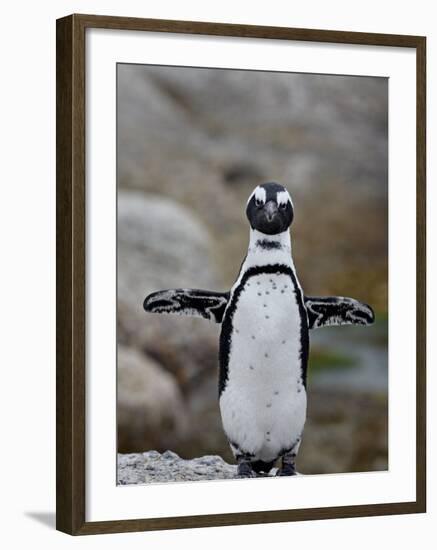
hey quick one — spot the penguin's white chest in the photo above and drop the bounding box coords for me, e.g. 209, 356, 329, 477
219, 272, 307, 462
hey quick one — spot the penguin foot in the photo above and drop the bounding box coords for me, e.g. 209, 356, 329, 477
276, 463, 297, 476
237, 461, 257, 478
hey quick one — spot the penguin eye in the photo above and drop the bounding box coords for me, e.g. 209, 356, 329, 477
255, 198, 263, 207
279, 202, 287, 210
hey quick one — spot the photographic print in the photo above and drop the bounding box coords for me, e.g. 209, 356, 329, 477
116, 64, 388, 485
57, 14, 425, 534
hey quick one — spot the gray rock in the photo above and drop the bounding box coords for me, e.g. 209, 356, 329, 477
117, 190, 221, 390
118, 64, 387, 201
117, 450, 239, 484
118, 190, 219, 302
117, 346, 189, 453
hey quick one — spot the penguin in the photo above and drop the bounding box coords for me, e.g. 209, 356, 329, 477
143, 182, 375, 478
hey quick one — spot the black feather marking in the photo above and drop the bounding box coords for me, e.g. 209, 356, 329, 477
255, 239, 281, 250
229, 439, 255, 460
304, 296, 375, 329
143, 289, 230, 324
251, 460, 275, 474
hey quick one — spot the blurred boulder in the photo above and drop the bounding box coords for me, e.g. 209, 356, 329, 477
117, 345, 189, 453
117, 190, 221, 389
118, 65, 387, 202
118, 190, 219, 298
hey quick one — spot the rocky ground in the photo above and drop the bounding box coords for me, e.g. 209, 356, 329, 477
118, 451, 239, 484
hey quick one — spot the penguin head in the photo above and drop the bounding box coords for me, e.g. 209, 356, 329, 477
246, 182, 294, 235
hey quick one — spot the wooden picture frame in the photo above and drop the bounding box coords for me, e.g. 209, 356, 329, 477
56, 13, 426, 535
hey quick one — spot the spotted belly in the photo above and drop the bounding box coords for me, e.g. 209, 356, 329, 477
219, 272, 307, 463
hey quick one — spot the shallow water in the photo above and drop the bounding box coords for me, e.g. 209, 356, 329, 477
309, 323, 388, 392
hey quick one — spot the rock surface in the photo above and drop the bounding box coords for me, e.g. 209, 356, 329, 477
118, 64, 388, 204
117, 190, 219, 305
117, 190, 221, 397
117, 450, 240, 484
117, 346, 189, 453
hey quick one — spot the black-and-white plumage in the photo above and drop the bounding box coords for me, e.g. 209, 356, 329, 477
304, 296, 374, 329
143, 182, 374, 477
144, 289, 229, 323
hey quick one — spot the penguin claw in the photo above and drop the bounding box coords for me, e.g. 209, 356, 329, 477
237, 462, 257, 478
238, 471, 257, 479
276, 464, 297, 476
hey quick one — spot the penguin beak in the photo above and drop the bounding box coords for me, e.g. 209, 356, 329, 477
264, 200, 278, 222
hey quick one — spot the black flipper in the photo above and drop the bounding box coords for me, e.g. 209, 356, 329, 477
304, 296, 375, 329
143, 289, 230, 324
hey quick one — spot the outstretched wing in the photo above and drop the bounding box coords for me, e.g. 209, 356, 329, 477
143, 289, 230, 323
304, 296, 375, 329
